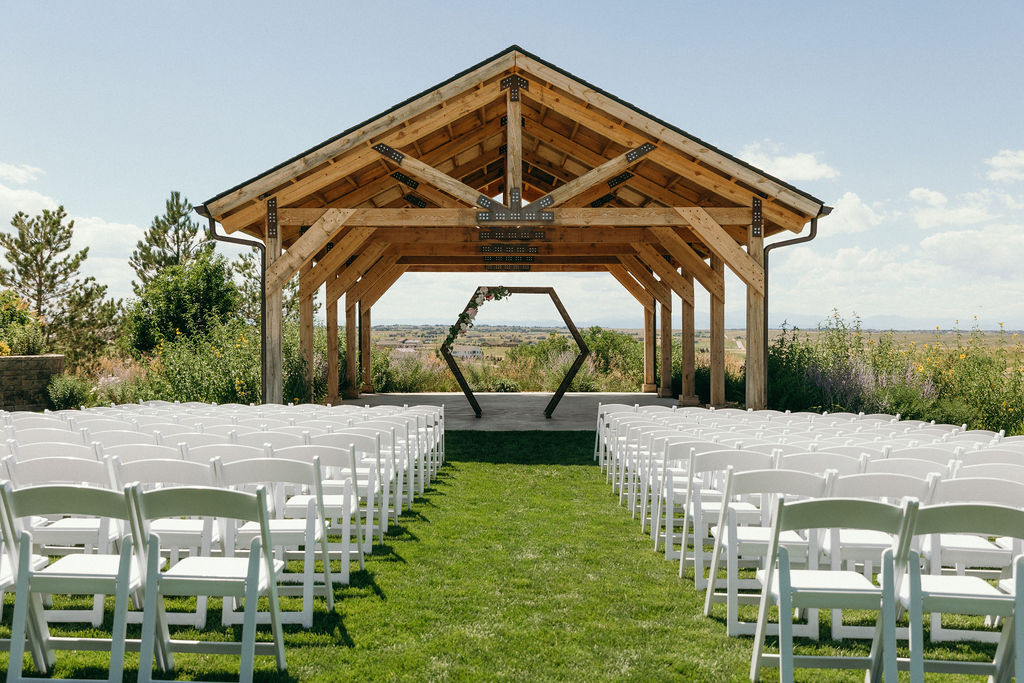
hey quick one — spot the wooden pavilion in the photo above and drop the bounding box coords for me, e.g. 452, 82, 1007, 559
196, 46, 829, 408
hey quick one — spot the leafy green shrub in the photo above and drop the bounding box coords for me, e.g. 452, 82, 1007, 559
47, 373, 93, 410
5, 322, 46, 355
0, 290, 33, 331
122, 251, 239, 354
490, 378, 521, 392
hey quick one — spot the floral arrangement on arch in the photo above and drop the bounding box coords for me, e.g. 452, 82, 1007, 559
443, 286, 512, 348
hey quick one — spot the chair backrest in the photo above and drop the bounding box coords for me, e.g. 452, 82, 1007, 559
73, 418, 138, 433
311, 431, 380, 459
865, 457, 952, 479
88, 429, 158, 448
273, 425, 325, 439
8, 440, 99, 461
12, 426, 86, 445
235, 417, 292, 429
233, 431, 307, 450
164, 432, 231, 449
722, 467, 834, 527
145, 423, 194, 438
9, 415, 69, 429
778, 451, 867, 476
203, 423, 252, 437
930, 476, 1024, 507
831, 472, 937, 504
816, 444, 889, 460
958, 448, 1024, 466
273, 444, 358, 473
909, 502, 1024, 546
99, 443, 182, 463
1, 481, 131, 528
182, 443, 267, 464
4, 454, 114, 489
955, 462, 1024, 483
110, 456, 215, 488
888, 446, 960, 465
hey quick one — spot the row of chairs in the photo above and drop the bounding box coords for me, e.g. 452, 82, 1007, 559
0, 401, 446, 681
595, 404, 1024, 681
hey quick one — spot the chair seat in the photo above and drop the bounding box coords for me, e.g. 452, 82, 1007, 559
759, 568, 883, 609
901, 574, 1014, 616
34, 553, 141, 594
924, 533, 1010, 567
714, 527, 808, 558
286, 494, 358, 519
160, 556, 285, 595
1, 552, 53, 586
237, 518, 321, 545
31, 517, 121, 545
150, 518, 220, 547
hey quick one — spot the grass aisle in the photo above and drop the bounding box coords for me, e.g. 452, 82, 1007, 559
296, 431, 751, 681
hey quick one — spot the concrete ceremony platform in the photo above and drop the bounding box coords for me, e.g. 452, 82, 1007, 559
338, 392, 679, 431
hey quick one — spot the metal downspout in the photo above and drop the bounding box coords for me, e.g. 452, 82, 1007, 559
196, 206, 269, 404
761, 209, 830, 401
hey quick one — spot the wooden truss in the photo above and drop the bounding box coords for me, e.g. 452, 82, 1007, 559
198, 46, 826, 409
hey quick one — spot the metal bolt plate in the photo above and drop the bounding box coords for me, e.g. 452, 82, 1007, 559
625, 142, 656, 163
476, 210, 554, 223
590, 193, 616, 208
405, 194, 427, 208
480, 244, 538, 254
266, 197, 278, 239
372, 143, 404, 164
752, 197, 763, 237
478, 230, 547, 241
500, 75, 529, 101
483, 255, 535, 263
608, 171, 634, 189
484, 264, 531, 271
391, 171, 418, 189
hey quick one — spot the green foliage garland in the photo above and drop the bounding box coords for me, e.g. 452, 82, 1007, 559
443, 286, 511, 348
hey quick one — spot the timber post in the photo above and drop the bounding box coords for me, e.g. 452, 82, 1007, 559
745, 199, 766, 409
360, 303, 373, 392
678, 271, 699, 405
299, 262, 314, 402
710, 256, 726, 407
642, 306, 656, 392
263, 198, 283, 404
326, 301, 339, 405
344, 294, 358, 399
658, 296, 673, 397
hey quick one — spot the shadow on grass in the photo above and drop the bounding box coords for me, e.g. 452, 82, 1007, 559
444, 431, 593, 465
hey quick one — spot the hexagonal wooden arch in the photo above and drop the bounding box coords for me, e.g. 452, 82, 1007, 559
440, 286, 589, 419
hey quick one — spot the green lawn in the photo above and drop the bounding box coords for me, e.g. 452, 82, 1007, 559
0, 431, 998, 681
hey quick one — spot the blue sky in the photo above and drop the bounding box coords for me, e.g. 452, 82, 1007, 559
2, 1, 1022, 329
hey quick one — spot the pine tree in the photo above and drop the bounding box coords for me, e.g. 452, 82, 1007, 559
0, 205, 119, 366
130, 191, 212, 295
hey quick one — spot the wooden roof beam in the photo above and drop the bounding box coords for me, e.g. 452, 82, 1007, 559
337, 253, 400, 306
632, 243, 696, 307
265, 209, 358, 294
324, 243, 391, 306
522, 143, 656, 212
676, 207, 763, 295
372, 143, 505, 210
648, 226, 724, 297
361, 265, 408, 308
618, 255, 670, 307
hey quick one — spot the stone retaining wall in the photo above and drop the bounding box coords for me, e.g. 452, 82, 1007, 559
0, 354, 65, 411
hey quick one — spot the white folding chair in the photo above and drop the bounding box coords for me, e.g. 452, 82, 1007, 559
98, 443, 182, 463
182, 443, 267, 464
130, 484, 287, 683
10, 427, 87, 446
0, 482, 138, 683
215, 456, 334, 628
894, 503, 1024, 682
703, 467, 834, 637
749, 496, 918, 683
315, 431, 390, 541
8, 440, 100, 461
87, 429, 159, 449
777, 452, 867, 476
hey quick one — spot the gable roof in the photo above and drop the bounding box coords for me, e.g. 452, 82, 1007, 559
201, 45, 826, 238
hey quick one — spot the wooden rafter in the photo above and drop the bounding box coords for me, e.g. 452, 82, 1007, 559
264, 209, 356, 294
372, 144, 504, 210
300, 230, 381, 294
606, 264, 655, 311
324, 242, 391, 306
343, 253, 401, 306
648, 226, 724, 296
618, 255, 670, 307
522, 143, 655, 212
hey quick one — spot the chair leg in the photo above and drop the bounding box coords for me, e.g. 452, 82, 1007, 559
107, 542, 134, 683
239, 578, 260, 683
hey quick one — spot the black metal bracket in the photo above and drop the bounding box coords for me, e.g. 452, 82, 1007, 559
476, 209, 554, 223
626, 142, 656, 162
608, 171, 633, 188
483, 255, 534, 263
484, 265, 531, 271
372, 143, 404, 164
500, 115, 525, 127
266, 197, 278, 239
405, 194, 427, 208
478, 230, 546, 241
500, 75, 529, 101
508, 187, 522, 210
752, 197, 763, 237
391, 171, 418, 189
590, 193, 616, 208
480, 244, 538, 253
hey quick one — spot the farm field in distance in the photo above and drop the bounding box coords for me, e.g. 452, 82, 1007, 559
371, 324, 1023, 363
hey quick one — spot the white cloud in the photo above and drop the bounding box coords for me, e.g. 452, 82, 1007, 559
907, 186, 994, 229
920, 222, 1024, 277
0, 183, 59, 228
741, 140, 839, 181
0, 163, 43, 185
985, 149, 1024, 182
823, 191, 883, 235
908, 187, 947, 207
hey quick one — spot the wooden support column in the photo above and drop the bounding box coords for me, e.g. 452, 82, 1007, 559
678, 271, 699, 406
643, 307, 656, 392
326, 301, 339, 405
658, 296, 673, 397
505, 87, 523, 206
746, 200, 766, 410
344, 294, 358, 399
710, 257, 726, 407
299, 263, 314, 402
264, 198, 283, 404
359, 304, 372, 392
